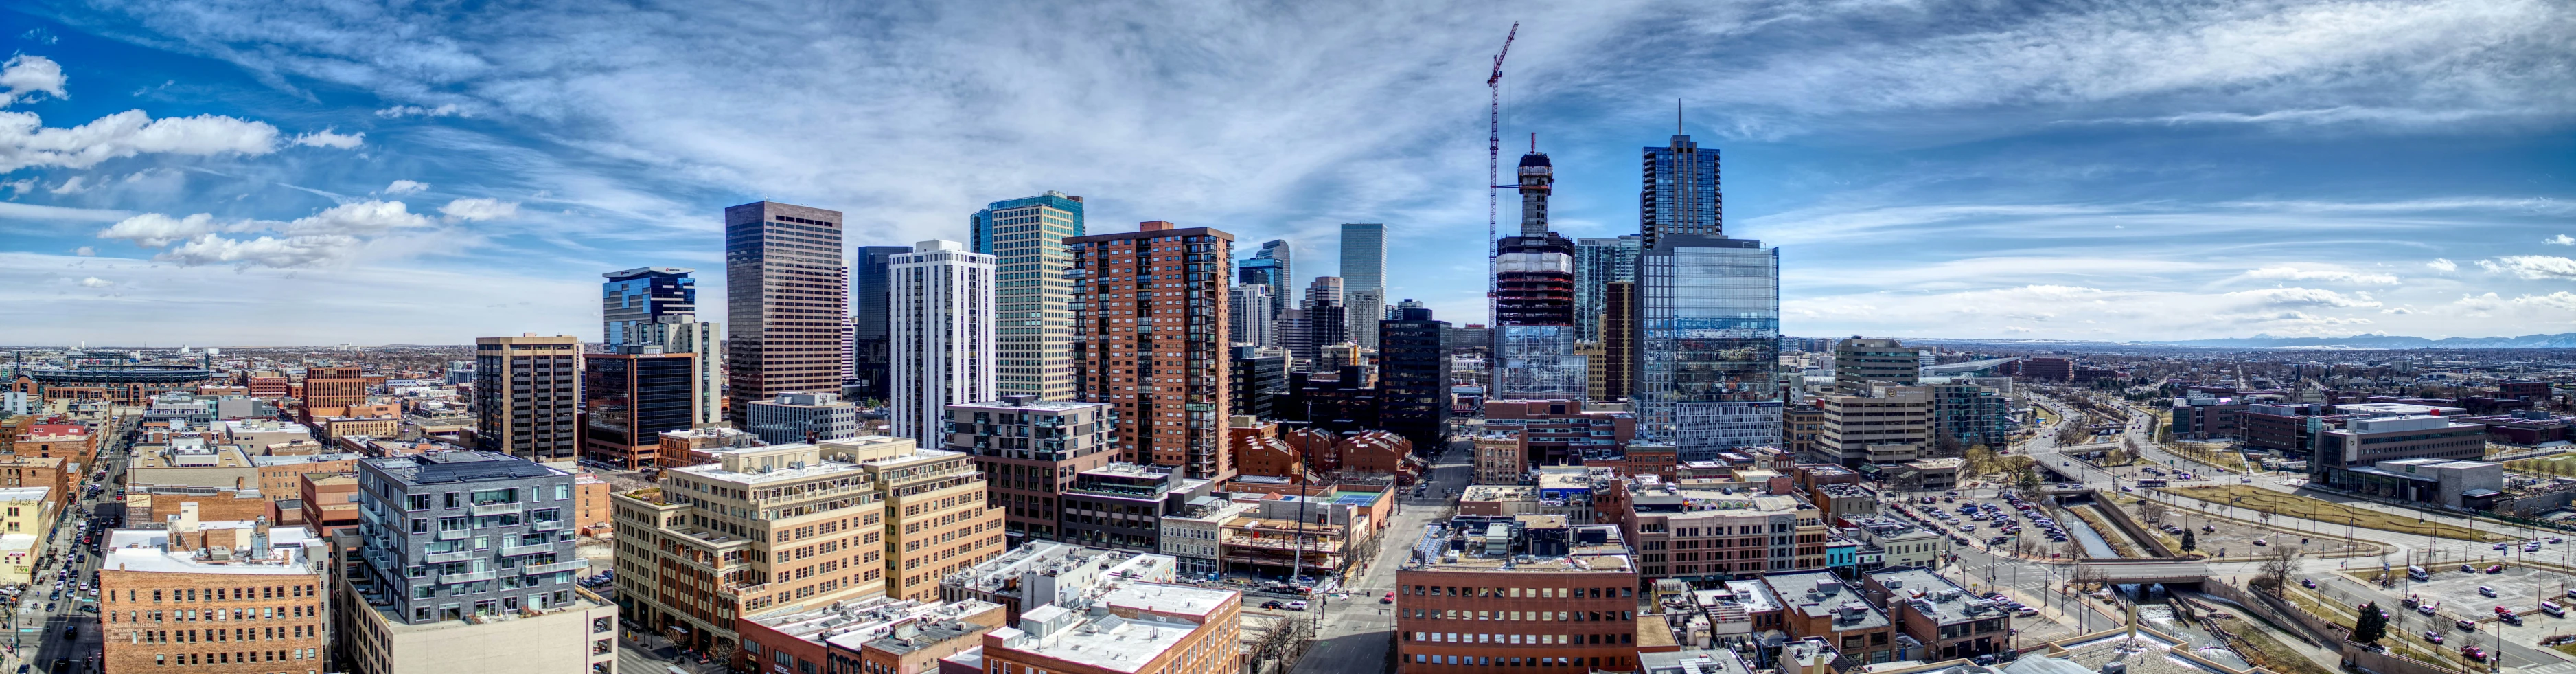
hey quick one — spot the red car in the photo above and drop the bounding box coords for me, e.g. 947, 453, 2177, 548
1381, 592, 1394, 604
2461, 647, 2487, 662
2487, 565, 2507, 574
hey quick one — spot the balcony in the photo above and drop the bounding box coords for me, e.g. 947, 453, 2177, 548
499, 542, 557, 557
532, 520, 566, 532
423, 550, 474, 564
522, 560, 588, 575
470, 502, 524, 516
439, 570, 498, 584
436, 529, 470, 541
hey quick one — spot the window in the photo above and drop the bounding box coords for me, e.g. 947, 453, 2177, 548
556, 484, 572, 500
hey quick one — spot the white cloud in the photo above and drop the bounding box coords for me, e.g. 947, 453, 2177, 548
0, 56, 67, 106
2427, 258, 2458, 272
71, 246, 93, 256
2381, 307, 2412, 314
290, 128, 364, 148
159, 234, 354, 268
78, 276, 111, 287
374, 104, 463, 118
384, 179, 429, 194
438, 198, 518, 222
2513, 292, 2576, 311
0, 109, 284, 172
2547, 234, 2575, 245
2241, 265, 2400, 285
280, 201, 433, 237
2479, 256, 2576, 280
2224, 287, 2383, 308
97, 212, 225, 247
47, 175, 86, 195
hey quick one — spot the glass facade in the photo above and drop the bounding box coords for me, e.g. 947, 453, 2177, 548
1241, 239, 1293, 322
1574, 236, 1642, 343
971, 191, 1085, 400
1495, 324, 1587, 399
1340, 223, 1387, 348
601, 267, 695, 349
1641, 134, 1722, 249
849, 245, 909, 401
1637, 235, 1780, 459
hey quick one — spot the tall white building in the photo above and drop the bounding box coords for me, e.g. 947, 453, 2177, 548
1228, 284, 1275, 348
890, 240, 998, 445
646, 319, 725, 425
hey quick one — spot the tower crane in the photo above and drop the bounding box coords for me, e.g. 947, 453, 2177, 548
1486, 22, 1517, 326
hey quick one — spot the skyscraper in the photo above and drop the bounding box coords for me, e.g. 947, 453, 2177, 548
473, 333, 582, 462
1249, 238, 1293, 316
1228, 284, 1276, 348
889, 240, 997, 445
1635, 235, 1780, 460
1069, 221, 1236, 481
850, 245, 910, 403
1574, 236, 1643, 343
1378, 306, 1451, 449
581, 349, 698, 469
972, 191, 1085, 400
1339, 223, 1387, 349
1491, 148, 1587, 399
1641, 133, 1722, 249
1299, 276, 1346, 363
601, 267, 697, 350
724, 201, 847, 425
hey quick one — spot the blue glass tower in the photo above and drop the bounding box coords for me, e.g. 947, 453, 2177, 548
1635, 234, 1780, 460
971, 190, 1085, 398
601, 267, 696, 349
1641, 134, 1721, 249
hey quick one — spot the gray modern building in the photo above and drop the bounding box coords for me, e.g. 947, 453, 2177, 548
1641, 133, 1721, 249
1230, 346, 1289, 419
1636, 235, 1780, 460
1228, 284, 1276, 348
1339, 223, 1387, 349
353, 451, 586, 625
1574, 236, 1642, 344
947, 396, 1120, 542
971, 192, 1086, 401
744, 392, 860, 445
1057, 462, 1211, 553
1297, 276, 1346, 364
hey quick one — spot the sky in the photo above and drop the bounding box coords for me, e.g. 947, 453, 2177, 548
1, 0, 2572, 346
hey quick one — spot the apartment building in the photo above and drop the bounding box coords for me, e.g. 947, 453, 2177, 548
860, 438, 1006, 603
1395, 515, 1642, 673
1609, 480, 1828, 581
99, 506, 330, 674
888, 240, 998, 446
946, 396, 1119, 543
980, 579, 1240, 674
612, 440, 895, 653
1068, 221, 1237, 482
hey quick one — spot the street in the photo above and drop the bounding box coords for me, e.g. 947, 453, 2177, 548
8, 413, 133, 674
1285, 432, 1475, 674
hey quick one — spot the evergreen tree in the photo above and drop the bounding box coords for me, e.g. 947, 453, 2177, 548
2353, 602, 2389, 643
2180, 529, 2197, 552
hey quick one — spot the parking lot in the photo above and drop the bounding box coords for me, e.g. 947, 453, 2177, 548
2118, 494, 2380, 561
2382, 563, 2576, 625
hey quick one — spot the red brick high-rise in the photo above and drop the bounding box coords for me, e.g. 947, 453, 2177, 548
1068, 221, 1235, 482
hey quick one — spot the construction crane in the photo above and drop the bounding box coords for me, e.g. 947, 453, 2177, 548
1486, 21, 1517, 326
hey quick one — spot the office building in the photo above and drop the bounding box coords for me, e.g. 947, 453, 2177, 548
1613, 480, 1828, 581
2313, 415, 2490, 493
1241, 239, 1293, 321
303, 366, 369, 410
939, 542, 1176, 623
1833, 339, 1920, 392
1228, 284, 1276, 348
1342, 223, 1388, 349
1861, 567, 2008, 661
948, 396, 1120, 543
1927, 383, 2012, 450
891, 240, 999, 446
974, 192, 1087, 401
99, 506, 330, 674
1635, 236, 1780, 459
745, 392, 860, 445
601, 267, 698, 350
1764, 570, 1898, 665
851, 245, 912, 402
1299, 276, 1347, 363
1481, 400, 1637, 468
1640, 133, 1722, 249
1275, 309, 1314, 369
726, 201, 849, 425
1394, 516, 1642, 673
1068, 221, 1237, 482
1057, 462, 1214, 552
1379, 307, 1451, 449
580, 350, 701, 469
472, 334, 582, 462
1574, 236, 1642, 344
1819, 385, 1931, 467
1600, 281, 1637, 401
1229, 346, 1289, 420
336, 452, 614, 674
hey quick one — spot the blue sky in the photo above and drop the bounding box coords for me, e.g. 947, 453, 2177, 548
2, 0, 2572, 346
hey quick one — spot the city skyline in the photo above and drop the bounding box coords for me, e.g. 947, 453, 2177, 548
3, 1, 2573, 345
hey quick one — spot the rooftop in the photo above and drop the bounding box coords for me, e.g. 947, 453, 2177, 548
367, 451, 562, 485
101, 521, 322, 576
1869, 567, 2005, 626
1767, 570, 1891, 631
1641, 649, 1756, 674
740, 596, 1002, 652
0, 487, 48, 502
989, 610, 1201, 674
1097, 582, 1235, 620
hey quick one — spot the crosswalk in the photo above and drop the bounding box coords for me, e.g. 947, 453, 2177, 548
2519, 659, 2576, 674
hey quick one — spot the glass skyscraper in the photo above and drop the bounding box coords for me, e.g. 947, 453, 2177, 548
1641, 134, 1721, 249
849, 245, 910, 402
971, 191, 1085, 400
724, 201, 847, 425
1239, 239, 1293, 322
1574, 236, 1642, 343
601, 267, 696, 349
1635, 234, 1780, 460
1339, 223, 1386, 348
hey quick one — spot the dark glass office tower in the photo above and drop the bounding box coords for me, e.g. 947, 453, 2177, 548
1641, 134, 1722, 249
848, 245, 909, 402
1239, 239, 1292, 322
581, 351, 699, 469
601, 267, 697, 350
1379, 306, 1451, 449
1635, 234, 1779, 460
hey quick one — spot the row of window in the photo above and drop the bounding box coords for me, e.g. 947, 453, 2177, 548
150, 649, 317, 666
113, 585, 315, 603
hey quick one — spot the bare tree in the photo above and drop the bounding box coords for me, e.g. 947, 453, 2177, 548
2256, 546, 2303, 596
2138, 500, 2165, 525
2071, 563, 2108, 589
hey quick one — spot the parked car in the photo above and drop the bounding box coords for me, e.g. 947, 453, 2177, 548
2301, 578, 2316, 589
2422, 631, 2444, 644
2461, 647, 2487, 662
2481, 586, 2498, 597
2457, 619, 2479, 630
2489, 565, 2507, 574
1381, 592, 1394, 604
1261, 600, 1287, 609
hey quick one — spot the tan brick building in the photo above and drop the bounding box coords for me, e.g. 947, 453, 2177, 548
255, 454, 363, 503
1394, 517, 1642, 673
99, 505, 330, 674
866, 443, 1004, 603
